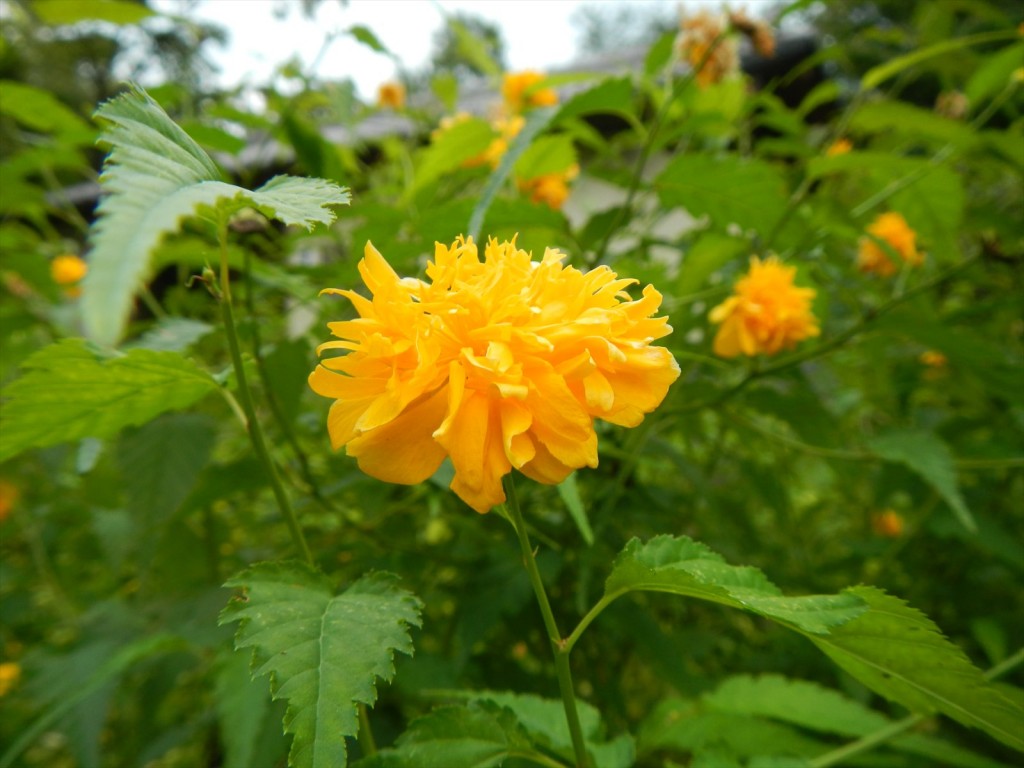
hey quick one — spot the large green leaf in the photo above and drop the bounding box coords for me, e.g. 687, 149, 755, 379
705, 675, 1010, 768
808, 587, 1024, 752
654, 154, 787, 237
0, 80, 93, 137
0, 634, 187, 768
604, 536, 866, 635
602, 537, 1023, 753
83, 84, 349, 347
354, 704, 533, 768
0, 339, 219, 462
117, 413, 216, 526
867, 429, 975, 532
861, 30, 1017, 91
405, 116, 495, 201
219, 563, 422, 768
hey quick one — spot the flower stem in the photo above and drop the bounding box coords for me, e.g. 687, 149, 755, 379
217, 217, 314, 566
502, 475, 590, 768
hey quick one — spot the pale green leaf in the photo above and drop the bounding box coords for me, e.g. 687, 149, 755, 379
514, 134, 577, 180
808, 587, 1024, 752
654, 154, 787, 237
867, 429, 975, 532
348, 25, 392, 57
0, 80, 93, 136
555, 76, 636, 123
355, 704, 531, 768
558, 472, 594, 546
862, 30, 1017, 91
406, 117, 495, 201
450, 18, 500, 77
124, 317, 214, 353
467, 106, 557, 241
677, 232, 749, 296
0, 339, 219, 462
83, 84, 349, 347
33, 0, 154, 25
219, 563, 422, 768
604, 536, 867, 635
967, 42, 1024, 105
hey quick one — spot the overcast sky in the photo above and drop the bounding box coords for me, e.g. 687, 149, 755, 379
150, 0, 724, 99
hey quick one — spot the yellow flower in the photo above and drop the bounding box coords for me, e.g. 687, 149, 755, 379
857, 212, 923, 277
709, 256, 820, 358
376, 81, 406, 109
872, 509, 904, 538
479, 114, 525, 169
0, 662, 20, 697
0, 479, 17, 523
919, 350, 948, 368
51, 254, 87, 285
678, 10, 739, 88
502, 71, 558, 113
826, 138, 852, 157
517, 164, 579, 210
309, 237, 680, 513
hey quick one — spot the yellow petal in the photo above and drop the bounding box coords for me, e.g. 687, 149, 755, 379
346, 387, 448, 484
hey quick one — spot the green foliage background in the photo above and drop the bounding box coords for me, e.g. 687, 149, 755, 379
0, 1, 1022, 767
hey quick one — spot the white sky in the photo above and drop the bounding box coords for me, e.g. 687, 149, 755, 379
150, 0, 722, 99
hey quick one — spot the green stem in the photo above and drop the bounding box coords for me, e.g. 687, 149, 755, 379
502, 475, 590, 768
564, 593, 619, 654
358, 703, 377, 757
217, 218, 314, 566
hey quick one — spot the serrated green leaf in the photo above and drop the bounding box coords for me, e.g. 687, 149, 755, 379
867, 429, 975, 532
456, 691, 633, 768
33, 0, 154, 25
604, 536, 867, 635
83, 84, 348, 347
638, 698, 830, 762
219, 563, 422, 768
705, 674, 889, 737
654, 154, 787, 237
704, 675, 1010, 768
808, 587, 1024, 752
0, 339, 219, 462
355, 704, 531, 768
